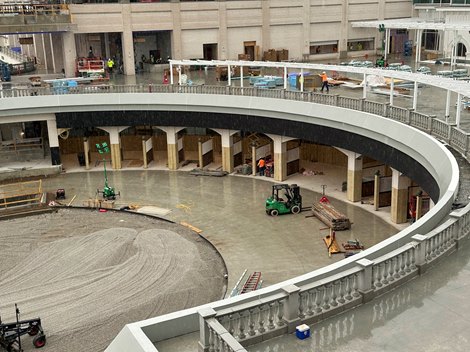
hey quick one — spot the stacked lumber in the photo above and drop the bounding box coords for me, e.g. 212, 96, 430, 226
312, 197, 351, 231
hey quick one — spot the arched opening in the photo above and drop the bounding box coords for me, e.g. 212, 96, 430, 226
457, 42, 467, 57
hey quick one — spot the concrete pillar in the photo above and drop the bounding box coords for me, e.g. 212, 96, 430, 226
47, 118, 60, 166
49, 33, 56, 73
84, 137, 90, 170
261, 1, 270, 57
218, 1, 228, 60
121, 4, 135, 76
198, 308, 217, 352
198, 139, 203, 168
373, 173, 380, 211
160, 127, 184, 170
98, 127, 128, 170
347, 153, 363, 202
391, 169, 411, 224
357, 258, 374, 302
104, 32, 111, 60
282, 284, 301, 332
273, 137, 286, 182
62, 31, 77, 78
251, 143, 256, 176
301, 0, 310, 59
339, 0, 348, 58
213, 129, 237, 173
142, 137, 148, 169
171, 1, 182, 59
416, 194, 423, 221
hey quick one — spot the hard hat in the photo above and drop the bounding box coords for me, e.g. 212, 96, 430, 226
322, 71, 326, 74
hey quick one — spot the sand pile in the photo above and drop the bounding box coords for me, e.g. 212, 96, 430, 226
0, 209, 226, 352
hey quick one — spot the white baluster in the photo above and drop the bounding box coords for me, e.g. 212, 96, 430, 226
267, 303, 275, 330
322, 284, 331, 310
248, 308, 256, 336
352, 273, 361, 297
306, 290, 314, 315
314, 288, 323, 313
298, 292, 306, 318
257, 306, 266, 333
337, 278, 346, 304
276, 300, 285, 326
330, 281, 339, 307
374, 266, 382, 288
238, 312, 246, 339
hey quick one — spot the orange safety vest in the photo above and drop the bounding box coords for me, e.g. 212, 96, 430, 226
258, 159, 265, 168
320, 73, 328, 82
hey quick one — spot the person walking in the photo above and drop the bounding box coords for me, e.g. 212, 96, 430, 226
320, 71, 329, 93
257, 158, 266, 176
107, 58, 115, 74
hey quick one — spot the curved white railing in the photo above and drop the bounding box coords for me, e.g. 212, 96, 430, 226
0, 67, 466, 352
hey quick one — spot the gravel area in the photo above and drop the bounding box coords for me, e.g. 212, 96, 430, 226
0, 208, 226, 352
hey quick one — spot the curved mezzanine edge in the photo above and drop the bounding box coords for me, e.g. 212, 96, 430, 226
0, 89, 460, 350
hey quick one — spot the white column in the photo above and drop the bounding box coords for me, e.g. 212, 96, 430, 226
384, 28, 390, 61
228, 64, 231, 86
41, 33, 47, 71
284, 66, 287, 90
362, 73, 367, 99
412, 80, 418, 110
300, 68, 304, 92
415, 29, 420, 66
62, 32, 77, 78
49, 33, 56, 73
170, 62, 174, 84
240, 65, 244, 88
104, 32, 110, 59
121, 3, 135, 76
445, 89, 451, 122
47, 119, 59, 148
456, 93, 462, 128
389, 77, 394, 105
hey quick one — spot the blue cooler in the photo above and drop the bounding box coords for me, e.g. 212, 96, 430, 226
295, 324, 310, 339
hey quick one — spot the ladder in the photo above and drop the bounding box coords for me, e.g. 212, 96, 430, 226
240, 272, 262, 294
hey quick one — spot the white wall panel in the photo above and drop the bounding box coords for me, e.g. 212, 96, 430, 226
310, 23, 341, 41
227, 27, 262, 59
384, 2, 413, 19
181, 10, 219, 30
226, 8, 263, 28
270, 6, 303, 26
349, 4, 378, 21
270, 24, 303, 59
181, 29, 218, 59
309, 5, 342, 24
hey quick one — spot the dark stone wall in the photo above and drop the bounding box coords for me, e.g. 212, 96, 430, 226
56, 110, 439, 202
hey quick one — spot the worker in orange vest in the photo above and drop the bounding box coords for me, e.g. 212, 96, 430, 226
257, 158, 266, 176
319, 71, 329, 93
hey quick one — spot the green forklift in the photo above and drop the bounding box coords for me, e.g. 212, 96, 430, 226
265, 184, 302, 216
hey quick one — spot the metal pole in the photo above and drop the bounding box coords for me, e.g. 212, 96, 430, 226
170, 62, 174, 84
240, 65, 244, 88
384, 28, 389, 61
389, 77, 394, 106
413, 80, 418, 110
178, 65, 181, 85
228, 64, 231, 86
300, 67, 304, 92
415, 29, 419, 67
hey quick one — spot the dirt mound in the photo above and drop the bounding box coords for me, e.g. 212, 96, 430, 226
0, 209, 226, 352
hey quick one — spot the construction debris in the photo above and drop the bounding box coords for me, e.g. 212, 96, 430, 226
322, 229, 343, 257
312, 196, 351, 231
